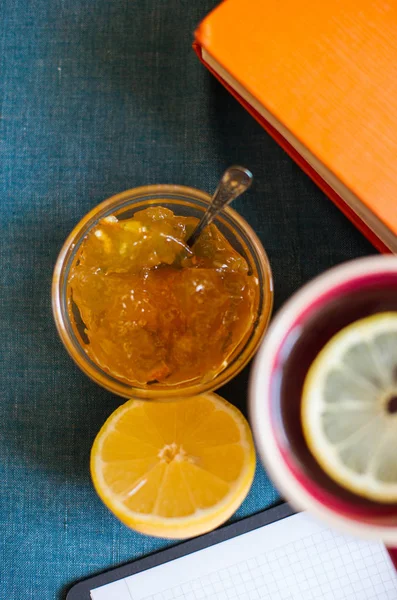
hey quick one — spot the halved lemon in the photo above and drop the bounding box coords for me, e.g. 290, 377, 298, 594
302, 312, 397, 503
91, 393, 255, 538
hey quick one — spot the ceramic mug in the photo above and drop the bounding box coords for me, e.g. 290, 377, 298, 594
249, 256, 397, 568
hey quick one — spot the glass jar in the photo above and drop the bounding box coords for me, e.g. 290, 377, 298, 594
52, 185, 273, 398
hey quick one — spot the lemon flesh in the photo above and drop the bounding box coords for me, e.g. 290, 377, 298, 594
91, 393, 256, 538
302, 313, 397, 503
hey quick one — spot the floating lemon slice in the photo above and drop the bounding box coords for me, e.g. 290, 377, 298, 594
302, 312, 397, 503
91, 393, 255, 538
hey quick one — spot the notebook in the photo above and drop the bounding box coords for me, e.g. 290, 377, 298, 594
67, 505, 397, 599
194, 0, 397, 254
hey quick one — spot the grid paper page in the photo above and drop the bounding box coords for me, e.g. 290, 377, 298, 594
90, 513, 397, 600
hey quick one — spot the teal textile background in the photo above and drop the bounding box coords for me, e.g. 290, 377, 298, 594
0, 0, 374, 598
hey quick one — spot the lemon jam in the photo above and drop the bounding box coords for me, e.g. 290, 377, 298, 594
68, 207, 259, 387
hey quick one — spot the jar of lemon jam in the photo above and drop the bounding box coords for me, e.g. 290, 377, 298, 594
52, 185, 273, 398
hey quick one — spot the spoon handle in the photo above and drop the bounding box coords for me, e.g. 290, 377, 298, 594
186, 166, 253, 247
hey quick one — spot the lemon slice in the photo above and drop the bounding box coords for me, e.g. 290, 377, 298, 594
91, 393, 255, 538
302, 312, 397, 503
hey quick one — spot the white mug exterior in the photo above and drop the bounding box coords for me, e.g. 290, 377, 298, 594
249, 255, 397, 544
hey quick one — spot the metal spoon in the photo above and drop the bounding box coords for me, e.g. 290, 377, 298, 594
186, 166, 253, 247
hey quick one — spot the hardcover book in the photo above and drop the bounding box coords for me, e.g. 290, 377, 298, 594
194, 0, 397, 253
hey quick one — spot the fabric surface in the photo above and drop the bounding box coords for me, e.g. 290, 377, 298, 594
0, 0, 375, 598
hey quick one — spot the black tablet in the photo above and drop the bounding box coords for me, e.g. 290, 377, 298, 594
67, 502, 293, 600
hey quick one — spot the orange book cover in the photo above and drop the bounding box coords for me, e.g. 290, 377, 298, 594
194, 0, 397, 253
